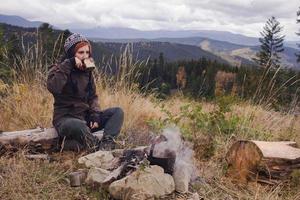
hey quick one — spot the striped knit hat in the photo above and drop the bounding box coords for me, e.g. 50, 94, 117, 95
64, 33, 89, 54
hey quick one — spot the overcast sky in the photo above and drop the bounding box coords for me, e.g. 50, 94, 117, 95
1, 0, 299, 40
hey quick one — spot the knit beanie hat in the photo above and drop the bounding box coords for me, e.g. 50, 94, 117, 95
64, 33, 90, 58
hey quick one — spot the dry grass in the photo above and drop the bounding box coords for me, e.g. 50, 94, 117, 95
97, 80, 160, 134
161, 95, 300, 142
1, 77, 300, 199
0, 77, 160, 134
231, 103, 300, 143
0, 151, 109, 200
0, 80, 53, 131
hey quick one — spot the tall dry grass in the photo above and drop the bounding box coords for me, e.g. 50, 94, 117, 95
251, 63, 300, 110
0, 43, 161, 135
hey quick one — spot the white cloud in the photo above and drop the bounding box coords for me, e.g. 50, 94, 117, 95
0, 0, 299, 40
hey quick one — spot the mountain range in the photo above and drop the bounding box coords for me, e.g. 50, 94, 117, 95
0, 13, 299, 69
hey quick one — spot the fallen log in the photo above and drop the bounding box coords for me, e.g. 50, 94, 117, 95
226, 140, 300, 183
0, 127, 103, 150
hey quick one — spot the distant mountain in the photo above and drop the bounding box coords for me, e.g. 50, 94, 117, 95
192, 39, 299, 70
92, 37, 300, 69
77, 27, 299, 49
0, 14, 43, 28
162, 37, 299, 69
285, 41, 299, 49
94, 41, 228, 64
75, 27, 261, 46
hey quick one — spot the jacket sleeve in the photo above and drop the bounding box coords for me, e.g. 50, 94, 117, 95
47, 58, 74, 95
88, 72, 101, 113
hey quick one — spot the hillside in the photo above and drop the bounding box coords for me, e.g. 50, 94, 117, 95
95, 41, 228, 63
92, 37, 300, 69
0, 14, 43, 28
1, 67, 300, 199
0, 23, 229, 67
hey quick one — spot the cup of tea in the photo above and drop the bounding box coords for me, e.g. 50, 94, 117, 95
83, 58, 96, 71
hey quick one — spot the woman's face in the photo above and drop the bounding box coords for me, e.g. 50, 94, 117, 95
75, 45, 90, 61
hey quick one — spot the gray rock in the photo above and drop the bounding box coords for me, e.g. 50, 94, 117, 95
111, 146, 149, 158
109, 165, 175, 200
111, 149, 124, 157
132, 146, 149, 152
85, 167, 110, 185
78, 150, 115, 170
188, 192, 200, 200
173, 161, 192, 193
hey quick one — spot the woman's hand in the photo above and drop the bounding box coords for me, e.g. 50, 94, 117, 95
75, 57, 85, 70
90, 121, 99, 129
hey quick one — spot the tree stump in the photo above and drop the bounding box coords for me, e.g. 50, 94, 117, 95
226, 140, 300, 184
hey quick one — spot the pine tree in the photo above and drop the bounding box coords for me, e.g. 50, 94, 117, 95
296, 7, 300, 62
0, 25, 20, 82
38, 23, 55, 59
158, 52, 164, 70
254, 16, 285, 69
0, 26, 4, 61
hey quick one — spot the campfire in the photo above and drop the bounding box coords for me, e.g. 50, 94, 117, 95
71, 126, 198, 199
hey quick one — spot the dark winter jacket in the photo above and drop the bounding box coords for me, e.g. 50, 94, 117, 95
47, 58, 101, 128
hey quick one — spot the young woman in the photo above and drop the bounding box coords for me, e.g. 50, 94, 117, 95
47, 33, 124, 152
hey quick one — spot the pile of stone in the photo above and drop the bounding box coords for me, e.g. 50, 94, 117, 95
70, 127, 199, 200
